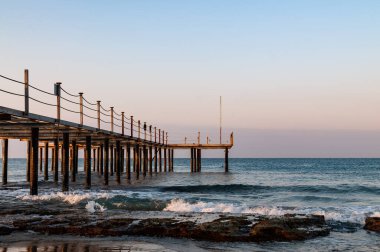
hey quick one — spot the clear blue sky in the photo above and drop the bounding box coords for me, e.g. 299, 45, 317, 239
1, 0, 380, 157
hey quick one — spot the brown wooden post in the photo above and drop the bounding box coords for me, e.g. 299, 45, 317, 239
51, 147, 54, 171
144, 122, 147, 140
71, 140, 76, 182
190, 148, 193, 173
126, 144, 131, 180
110, 107, 114, 132
162, 131, 165, 145
130, 116, 134, 137
121, 112, 125, 135
164, 148, 167, 172
92, 148, 96, 171
54, 139, 59, 183
198, 132, 200, 144
225, 148, 229, 173
44, 142, 49, 181
149, 145, 153, 175
30, 128, 39, 195
143, 145, 147, 177
116, 140, 121, 184
110, 145, 114, 175
139, 147, 142, 173
55, 82, 61, 121
135, 145, 140, 179
154, 146, 158, 173
2, 139, 8, 185
114, 146, 117, 173
100, 144, 104, 175
149, 125, 152, 142
97, 101, 101, 129
27, 141, 31, 182
154, 127, 157, 143
96, 147, 100, 173
74, 144, 78, 175
158, 147, 162, 172
79, 92, 84, 125
104, 139, 109, 185
85, 136, 91, 189
121, 147, 124, 173
24, 69, 29, 114
62, 132, 69, 192
158, 129, 161, 144
171, 149, 174, 172
197, 149, 201, 172
168, 148, 171, 172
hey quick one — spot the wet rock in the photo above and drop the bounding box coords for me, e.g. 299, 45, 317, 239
250, 214, 330, 241
0, 224, 14, 235
364, 217, 380, 232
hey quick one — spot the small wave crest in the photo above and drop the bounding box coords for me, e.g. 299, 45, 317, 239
17, 191, 112, 204
85, 201, 107, 213
163, 199, 380, 224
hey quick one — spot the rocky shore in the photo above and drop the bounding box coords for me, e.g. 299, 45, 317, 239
364, 217, 380, 233
0, 206, 330, 242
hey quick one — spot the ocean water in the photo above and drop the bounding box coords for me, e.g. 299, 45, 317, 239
0, 158, 380, 251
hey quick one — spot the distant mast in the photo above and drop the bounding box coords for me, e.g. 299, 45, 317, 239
219, 96, 222, 144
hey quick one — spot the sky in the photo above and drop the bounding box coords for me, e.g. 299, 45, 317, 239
1, 0, 380, 157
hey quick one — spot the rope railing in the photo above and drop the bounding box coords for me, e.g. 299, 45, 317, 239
0, 70, 171, 144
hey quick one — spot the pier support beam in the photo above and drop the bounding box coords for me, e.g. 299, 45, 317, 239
71, 140, 76, 182
168, 148, 171, 172
104, 139, 109, 185
224, 148, 229, 173
126, 144, 131, 180
2, 139, 8, 185
116, 140, 121, 184
135, 145, 140, 179
85, 136, 92, 189
92, 148, 96, 172
158, 147, 162, 172
39, 147, 43, 172
110, 145, 114, 175
100, 144, 104, 175
44, 142, 49, 181
143, 146, 147, 177
197, 149, 201, 172
149, 145, 153, 175
190, 148, 193, 173
30, 128, 39, 195
154, 146, 158, 173
27, 141, 31, 182
164, 148, 167, 172
62, 132, 69, 192
53, 139, 59, 183
171, 149, 174, 172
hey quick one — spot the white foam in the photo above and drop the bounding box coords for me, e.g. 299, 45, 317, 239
17, 191, 111, 204
164, 199, 380, 224
85, 201, 106, 213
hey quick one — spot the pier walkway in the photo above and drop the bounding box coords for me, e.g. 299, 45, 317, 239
0, 69, 233, 195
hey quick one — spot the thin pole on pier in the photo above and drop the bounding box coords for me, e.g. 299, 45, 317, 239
116, 140, 121, 184
62, 132, 69, 192
138, 120, 141, 139
44, 142, 49, 181
190, 148, 194, 173
220, 96, 222, 144
171, 149, 174, 172
121, 112, 125, 135
55, 82, 61, 121
54, 139, 59, 183
154, 127, 157, 143
24, 69, 29, 115
168, 148, 171, 172
71, 140, 76, 182
27, 141, 31, 182
198, 132, 200, 145
97, 101, 101, 129
164, 148, 167, 172
85, 136, 91, 189
104, 139, 109, 185
197, 149, 201, 172
224, 148, 229, 173
144, 122, 147, 140
2, 139, 8, 185
130, 116, 134, 137
126, 144, 131, 180
79, 93, 83, 125
158, 129, 161, 144
110, 107, 114, 132
30, 128, 39, 195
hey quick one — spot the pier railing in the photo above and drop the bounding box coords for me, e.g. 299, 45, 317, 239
0, 70, 168, 144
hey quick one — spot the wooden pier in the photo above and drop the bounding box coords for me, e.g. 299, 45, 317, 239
0, 70, 233, 195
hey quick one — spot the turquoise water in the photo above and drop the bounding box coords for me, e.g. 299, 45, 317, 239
1, 158, 380, 251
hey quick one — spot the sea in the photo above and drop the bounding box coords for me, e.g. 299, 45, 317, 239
0, 158, 379, 251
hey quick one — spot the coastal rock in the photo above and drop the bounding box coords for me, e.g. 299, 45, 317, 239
0, 224, 14, 235
364, 217, 380, 232
250, 214, 329, 241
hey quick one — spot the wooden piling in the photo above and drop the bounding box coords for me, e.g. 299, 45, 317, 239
168, 148, 171, 172
85, 136, 91, 189
190, 148, 193, 172
53, 139, 59, 183
2, 139, 8, 185
143, 145, 147, 177
164, 148, 167, 172
104, 139, 109, 185
100, 144, 104, 175
30, 128, 39, 195
92, 149, 96, 171
39, 147, 43, 172
44, 142, 49, 180
116, 140, 121, 184
154, 146, 158, 173
225, 148, 229, 172
158, 147, 162, 172
135, 145, 140, 179
62, 132, 69, 192
71, 140, 76, 182
149, 145, 153, 175
96, 147, 100, 173
110, 145, 114, 176
126, 144, 131, 180
171, 149, 174, 172
51, 147, 54, 171
27, 141, 31, 182
197, 149, 201, 172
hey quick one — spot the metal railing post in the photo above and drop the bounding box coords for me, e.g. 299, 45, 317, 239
138, 120, 141, 139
